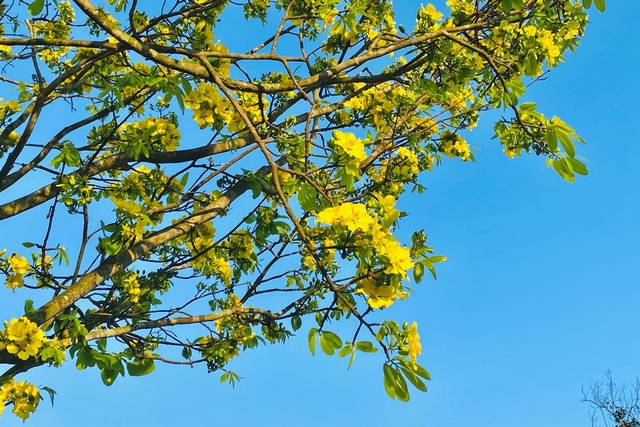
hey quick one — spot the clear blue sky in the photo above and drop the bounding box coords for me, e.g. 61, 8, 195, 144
3, 2, 639, 426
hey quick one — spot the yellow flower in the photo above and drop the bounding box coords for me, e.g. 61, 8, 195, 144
212, 257, 232, 286
407, 322, 422, 363
381, 241, 414, 277
425, 4, 443, 21
342, 203, 374, 232
0, 379, 41, 420
332, 130, 367, 162
2, 317, 47, 361
7, 254, 29, 275
5, 274, 24, 290
357, 277, 409, 309
316, 203, 374, 232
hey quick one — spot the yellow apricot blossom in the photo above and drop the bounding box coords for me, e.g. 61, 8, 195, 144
7, 255, 29, 275
357, 277, 409, 309
0, 379, 41, 420
378, 239, 415, 278
0, 317, 47, 361
5, 274, 24, 290
407, 322, 422, 363
316, 203, 374, 232
332, 130, 367, 162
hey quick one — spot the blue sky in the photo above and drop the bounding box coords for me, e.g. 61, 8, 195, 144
3, 1, 639, 426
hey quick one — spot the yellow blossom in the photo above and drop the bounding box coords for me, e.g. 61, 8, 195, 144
316, 203, 374, 232
5, 274, 24, 290
332, 130, 367, 162
424, 4, 443, 21
357, 277, 409, 309
1, 317, 47, 361
407, 322, 422, 363
7, 254, 29, 275
0, 379, 41, 420
378, 239, 414, 277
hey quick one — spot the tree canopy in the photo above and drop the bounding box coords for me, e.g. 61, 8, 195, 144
0, 0, 603, 420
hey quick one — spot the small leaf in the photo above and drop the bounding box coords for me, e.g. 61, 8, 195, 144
307, 328, 317, 356
568, 158, 588, 176
126, 359, 155, 377
400, 367, 428, 392
383, 364, 396, 399
555, 130, 576, 158
338, 345, 352, 358
291, 316, 302, 331
593, 0, 605, 11
321, 331, 342, 349
41, 386, 56, 407
28, 0, 45, 15
355, 341, 378, 353
24, 300, 34, 315
101, 368, 119, 386
319, 334, 335, 355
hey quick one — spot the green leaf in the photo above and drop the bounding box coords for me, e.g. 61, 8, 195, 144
319, 334, 335, 355
392, 368, 410, 402
28, 0, 44, 15
307, 328, 317, 356
179, 173, 189, 188
321, 331, 342, 349
400, 367, 428, 392
41, 386, 56, 407
182, 347, 192, 359
338, 345, 352, 358
593, 0, 605, 11
555, 130, 576, 158
355, 341, 378, 353
413, 262, 424, 283
290, 316, 302, 331
383, 364, 397, 399
23, 300, 34, 315
500, 0, 512, 12
552, 158, 575, 182
101, 367, 120, 386
75, 348, 95, 370
297, 182, 318, 212
126, 359, 156, 376
568, 158, 588, 176
545, 129, 558, 152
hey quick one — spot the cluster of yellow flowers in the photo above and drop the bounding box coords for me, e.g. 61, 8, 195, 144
316, 202, 374, 233
227, 230, 255, 261
342, 82, 411, 132
406, 322, 422, 364
316, 199, 415, 308
119, 117, 181, 152
440, 132, 472, 161
184, 83, 233, 128
120, 272, 142, 304
215, 315, 255, 346
415, 3, 443, 32
446, 0, 475, 17
331, 130, 367, 163
3, 253, 30, 290
356, 277, 409, 309
0, 317, 47, 361
0, 99, 20, 122
33, 1, 75, 65
211, 257, 232, 286
185, 83, 263, 133
0, 379, 40, 420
